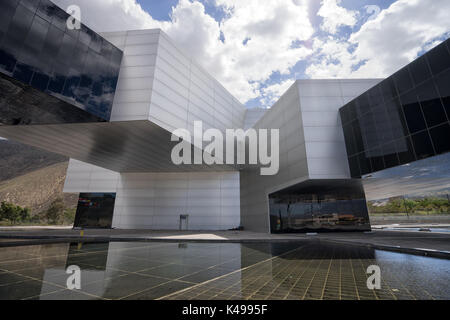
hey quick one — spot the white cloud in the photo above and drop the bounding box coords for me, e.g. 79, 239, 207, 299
53, 0, 450, 107
53, 0, 314, 105
307, 0, 450, 79
317, 0, 357, 34
53, 0, 160, 31
162, 0, 314, 103
306, 37, 356, 78
206, 0, 314, 103
261, 79, 295, 106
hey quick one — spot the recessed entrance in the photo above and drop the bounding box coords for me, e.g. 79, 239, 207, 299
73, 193, 116, 228
269, 180, 371, 233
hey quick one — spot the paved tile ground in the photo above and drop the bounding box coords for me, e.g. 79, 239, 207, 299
0, 241, 448, 300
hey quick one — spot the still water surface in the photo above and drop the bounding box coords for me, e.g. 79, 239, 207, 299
0, 241, 448, 300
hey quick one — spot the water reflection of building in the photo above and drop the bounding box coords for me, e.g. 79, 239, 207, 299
270, 180, 370, 233
286, 214, 368, 230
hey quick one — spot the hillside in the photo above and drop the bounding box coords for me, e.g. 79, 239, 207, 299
0, 162, 78, 214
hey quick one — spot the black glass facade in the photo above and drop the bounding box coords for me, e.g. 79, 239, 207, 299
0, 71, 106, 125
74, 193, 116, 228
340, 38, 450, 178
0, 0, 123, 123
269, 180, 371, 233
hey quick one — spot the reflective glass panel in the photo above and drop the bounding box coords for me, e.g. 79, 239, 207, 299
0, 0, 123, 124
340, 39, 450, 178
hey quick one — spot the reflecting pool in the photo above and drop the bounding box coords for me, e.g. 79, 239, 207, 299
0, 241, 448, 300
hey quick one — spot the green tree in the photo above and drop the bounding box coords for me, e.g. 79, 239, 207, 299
45, 198, 65, 224
0, 202, 31, 223
19, 207, 31, 222
63, 208, 76, 225
403, 199, 415, 214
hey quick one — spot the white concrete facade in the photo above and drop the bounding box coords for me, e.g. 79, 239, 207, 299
299, 79, 381, 180
64, 160, 240, 230
101, 29, 246, 133
112, 172, 240, 230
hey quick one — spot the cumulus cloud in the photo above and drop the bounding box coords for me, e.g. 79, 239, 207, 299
209, 0, 313, 102
53, 0, 313, 105
52, 0, 450, 107
307, 0, 450, 79
53, 0, 160, 31
261, 79, 295, 106
317, 0, 357, 34
161, 0, 314, 103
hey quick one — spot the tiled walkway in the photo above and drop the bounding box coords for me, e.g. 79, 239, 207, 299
0, 241, 448, 300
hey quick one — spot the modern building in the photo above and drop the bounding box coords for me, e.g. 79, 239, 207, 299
0, 0, 449, 233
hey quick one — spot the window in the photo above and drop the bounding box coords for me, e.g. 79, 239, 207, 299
421, 98, 447, 128
411, 131, 435, 159
434, 69, 450, 117
0, 0, 17, 43
417, 79, 447, 127
2, 4, 34, 58
394, 67, 414, 95
396, 136, 416, 164
358, 152, 372, 176
426, 40, 450, 75
369, 147, 385, 172
30, 72, 50, 91
429, 123, 450, 155
380, 77, 398, 100
409, 55, 432, 86
19, 0, 39, 13
36, 0, 56, 23
343, 124, 356, 155
382, 141, 400, 168
352, 121, 365, 154
403, 101, 427, 134
368, 86, 383, 109
348, 155, 361, 177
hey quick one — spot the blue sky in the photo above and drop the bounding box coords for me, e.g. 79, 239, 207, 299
54, 0, 450, 108
139, 0, 228, 22
137, 0, 179, 21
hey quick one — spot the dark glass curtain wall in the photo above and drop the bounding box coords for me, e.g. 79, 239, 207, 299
340, 38, 450, 178
0, 0, 123, 123
269, 180, 371, 233
74, 193, 116, 229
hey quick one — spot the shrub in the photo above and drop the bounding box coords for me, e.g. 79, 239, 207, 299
44, 198, 65, 224
368, 197, 450, 215
0, 202, 31, 223
63, 208, 76, 225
